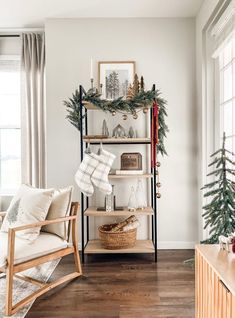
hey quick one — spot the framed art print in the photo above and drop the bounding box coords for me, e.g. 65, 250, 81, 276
98, 61, 135, 100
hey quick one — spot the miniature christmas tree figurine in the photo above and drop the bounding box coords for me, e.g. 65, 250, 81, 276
133, 74, 140, 96
140, 76, 145, 92
102, 119, 109, 136
126, 84, 134, 100
201, 132, 235, 244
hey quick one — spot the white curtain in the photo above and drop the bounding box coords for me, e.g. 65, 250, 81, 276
21, 33, 46, 187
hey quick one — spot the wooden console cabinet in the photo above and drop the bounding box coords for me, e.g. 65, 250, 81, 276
196, 245, 235, 318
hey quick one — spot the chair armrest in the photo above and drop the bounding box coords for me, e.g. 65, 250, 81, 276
6, 215, 78, 268
10, 215, 77, 233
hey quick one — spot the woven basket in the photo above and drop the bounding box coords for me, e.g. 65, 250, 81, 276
98, 223, 137, 250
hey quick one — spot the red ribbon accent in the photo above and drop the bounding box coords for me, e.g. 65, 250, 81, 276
151, 101, 159, 168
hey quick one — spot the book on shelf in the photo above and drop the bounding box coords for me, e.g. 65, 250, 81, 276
115, 170, 144, 175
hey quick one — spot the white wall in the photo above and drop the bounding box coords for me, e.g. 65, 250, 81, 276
45, 18, 197, 248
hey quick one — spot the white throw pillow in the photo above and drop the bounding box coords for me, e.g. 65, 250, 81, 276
1, 184, 54, 242
42, 186, 73, 239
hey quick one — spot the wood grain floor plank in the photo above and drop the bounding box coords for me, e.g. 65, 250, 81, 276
26, 250, 195, 318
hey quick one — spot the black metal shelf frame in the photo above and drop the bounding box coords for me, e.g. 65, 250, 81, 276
79, 85, 157, 262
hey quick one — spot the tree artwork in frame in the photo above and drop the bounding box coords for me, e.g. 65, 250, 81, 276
98, 61, 135, 100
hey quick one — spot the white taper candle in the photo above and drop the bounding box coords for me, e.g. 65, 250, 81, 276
90, 58, 93, 79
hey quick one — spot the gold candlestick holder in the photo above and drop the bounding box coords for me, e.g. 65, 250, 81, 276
90, 78, 94, 90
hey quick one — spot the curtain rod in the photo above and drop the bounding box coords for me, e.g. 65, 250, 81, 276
0, 35, 20, 38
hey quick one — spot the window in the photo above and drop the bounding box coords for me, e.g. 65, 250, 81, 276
0, 56, 21, 194
219, 36, 235, 153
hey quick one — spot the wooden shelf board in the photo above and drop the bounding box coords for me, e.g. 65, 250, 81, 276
84, 240, 155, 254
109, 173, 152, 179
84, 207, 153, 217
83, 102, 98, 110
83, 137, 151, 144
83, 102, 152, 111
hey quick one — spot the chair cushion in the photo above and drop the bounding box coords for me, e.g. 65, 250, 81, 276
0, 232, 68, 268
1, 184, 54, 242
42, 186, 73, 239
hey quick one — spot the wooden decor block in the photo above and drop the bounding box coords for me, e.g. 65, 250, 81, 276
121, 153, 142, 170
83, 135, 108, 139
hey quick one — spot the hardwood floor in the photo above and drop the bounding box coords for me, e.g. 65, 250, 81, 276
26, 250, 195, 318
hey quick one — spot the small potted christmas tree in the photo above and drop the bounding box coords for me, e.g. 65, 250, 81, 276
201, 132, 235, 243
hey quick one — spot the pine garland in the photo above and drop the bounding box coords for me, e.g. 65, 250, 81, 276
64, 87, 169, 155
201, 133, 235, 244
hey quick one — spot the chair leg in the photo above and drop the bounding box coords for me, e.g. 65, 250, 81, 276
74, 247, 82, 275
5, 267, 13, 316
71, 215, 82, 275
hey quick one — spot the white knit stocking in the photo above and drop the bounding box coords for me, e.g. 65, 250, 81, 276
75, 153, 99, 196
91, 149, 116, 194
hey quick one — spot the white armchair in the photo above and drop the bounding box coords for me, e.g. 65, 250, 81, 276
0, 202, 82, 316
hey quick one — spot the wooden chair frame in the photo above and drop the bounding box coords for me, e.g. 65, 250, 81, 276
0, 202, 82, 316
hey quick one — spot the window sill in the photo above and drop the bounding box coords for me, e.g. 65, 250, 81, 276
0, 191, 16, 197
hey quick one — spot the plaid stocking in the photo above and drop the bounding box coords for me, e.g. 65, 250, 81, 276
75, 153, 99, 196
91, 148, 116, 194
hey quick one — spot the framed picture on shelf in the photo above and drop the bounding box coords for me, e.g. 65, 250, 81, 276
98, 61, 135, 100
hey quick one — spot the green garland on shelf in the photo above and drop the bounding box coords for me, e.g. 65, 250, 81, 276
64, 88, 169, 156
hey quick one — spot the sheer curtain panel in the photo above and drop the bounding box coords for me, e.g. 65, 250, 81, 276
21, 33, 46, 187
